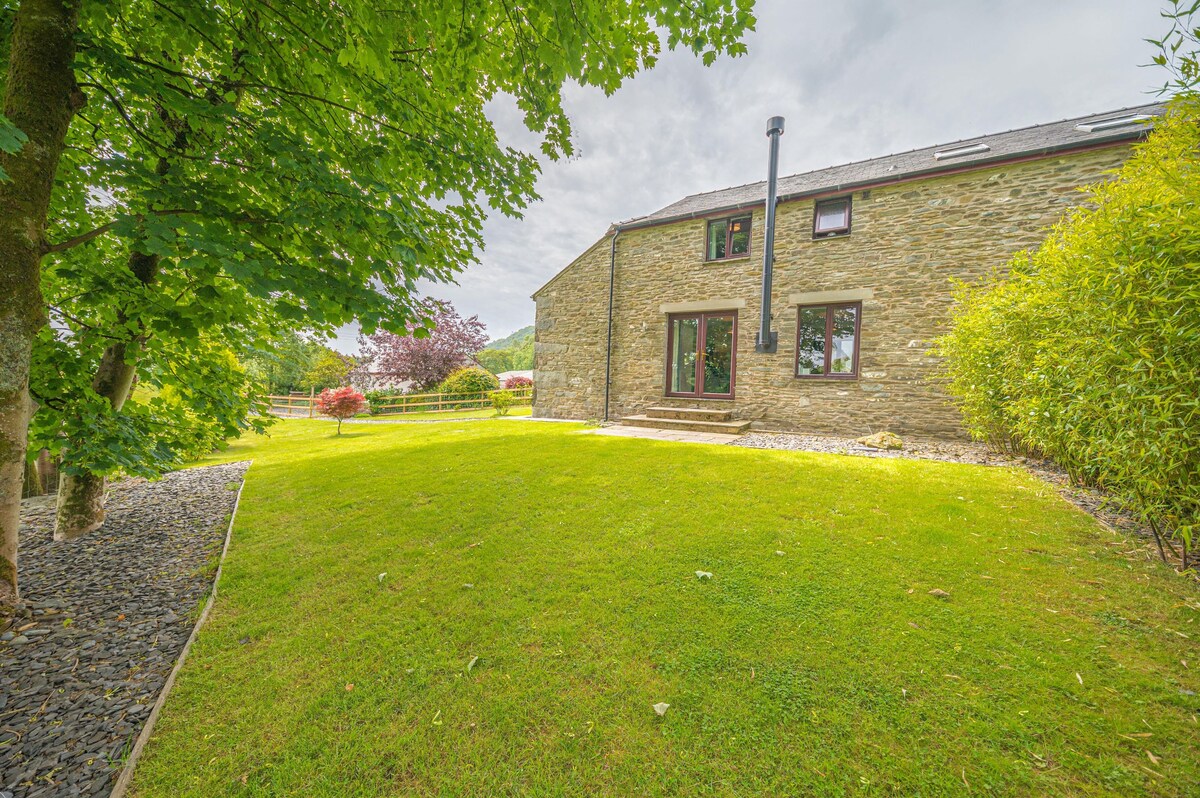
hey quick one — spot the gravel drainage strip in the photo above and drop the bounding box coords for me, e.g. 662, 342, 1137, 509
1, 461, 249, 798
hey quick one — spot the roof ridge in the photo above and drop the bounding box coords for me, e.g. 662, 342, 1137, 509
651, 101, 1164, 213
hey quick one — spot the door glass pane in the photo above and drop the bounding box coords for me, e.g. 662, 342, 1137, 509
702, 316, 734, 395
728, 217, 751, 256
830, 305, 858, 374
797, 307, 827, 374
670, 317, 699, 393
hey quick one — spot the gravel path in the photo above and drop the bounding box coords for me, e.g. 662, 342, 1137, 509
732, 431, 1032, 467
1, 462, 248, 798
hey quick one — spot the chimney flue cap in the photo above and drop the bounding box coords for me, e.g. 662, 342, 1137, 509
767, 116, 785, 136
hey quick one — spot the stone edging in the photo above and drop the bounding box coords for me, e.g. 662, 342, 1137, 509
107, 463, 251, 798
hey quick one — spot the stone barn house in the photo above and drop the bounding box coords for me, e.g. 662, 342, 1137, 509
531, 104, 1160, 439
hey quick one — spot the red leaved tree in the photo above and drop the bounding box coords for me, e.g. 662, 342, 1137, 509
503, 375, 533, 390
315, 387, 367, 435
356, 301, 489, 391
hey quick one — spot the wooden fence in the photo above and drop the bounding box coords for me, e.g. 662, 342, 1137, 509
267, 386, 533, 419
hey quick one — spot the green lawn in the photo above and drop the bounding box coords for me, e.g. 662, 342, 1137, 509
132, 420, 1198, 797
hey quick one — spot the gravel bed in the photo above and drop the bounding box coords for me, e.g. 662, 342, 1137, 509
732, 431, 1029, 467
0, 462, 248, 798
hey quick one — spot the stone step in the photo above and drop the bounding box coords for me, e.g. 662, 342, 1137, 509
620, 415, 752, 435
644, 406, 732, 422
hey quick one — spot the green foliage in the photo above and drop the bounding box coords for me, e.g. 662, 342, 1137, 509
937, 95, 1200, 563
363, 390, 391, 417
29, 335, 268, 478
43, 1, 757, 342
477, 326, 534, 373
242, 332, 326, 395
491, 389, 516, 416
438, 367, 499, 397
25, 0, 754, 503
303, 349, 355, 392
0, 113, 28, 182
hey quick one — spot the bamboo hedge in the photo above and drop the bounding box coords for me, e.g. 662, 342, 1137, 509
937, 96, 1200, 569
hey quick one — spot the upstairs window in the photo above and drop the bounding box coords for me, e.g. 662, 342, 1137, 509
796, 302, 861, 378
813, 197, 851, 239
706, 215, 751, 261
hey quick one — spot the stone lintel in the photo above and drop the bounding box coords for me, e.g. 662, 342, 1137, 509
658, 298, 748, 314
787, 288, 875, 305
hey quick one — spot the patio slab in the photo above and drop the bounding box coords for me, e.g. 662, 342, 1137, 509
583, 424, 741, 445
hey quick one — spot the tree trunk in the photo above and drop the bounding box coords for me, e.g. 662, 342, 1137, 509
53, 336, 140, 540
0, 0, 84, 607
53, 249, 157, 540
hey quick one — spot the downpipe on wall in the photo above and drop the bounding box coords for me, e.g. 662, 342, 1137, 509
603, 225, 620, 421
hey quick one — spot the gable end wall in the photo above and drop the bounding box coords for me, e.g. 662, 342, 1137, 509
535, 145, 1133, 436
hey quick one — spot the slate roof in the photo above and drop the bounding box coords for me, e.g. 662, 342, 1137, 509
618, 103, 1163, 230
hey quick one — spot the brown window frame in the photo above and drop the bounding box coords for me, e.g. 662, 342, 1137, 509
794, 301, 862, 379
664, 311, 739, 399
705, 214, 753, 262
812, 197, 852, 239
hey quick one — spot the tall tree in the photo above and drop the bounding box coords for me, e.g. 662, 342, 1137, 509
357, 302, 489, 391
0, 0, 84, 604
2, 0, 755, 602
303, 349, 356, 392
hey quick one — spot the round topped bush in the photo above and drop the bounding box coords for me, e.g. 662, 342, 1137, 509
439, 367, 499, 396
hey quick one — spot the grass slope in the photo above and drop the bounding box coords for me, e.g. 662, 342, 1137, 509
133, 420, 1198, 797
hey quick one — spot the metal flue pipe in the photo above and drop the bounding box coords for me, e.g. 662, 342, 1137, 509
756, 115, 785, 354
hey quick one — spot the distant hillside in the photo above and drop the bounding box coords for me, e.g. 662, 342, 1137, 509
478, 325, 534, 373
485, 325, 533, 351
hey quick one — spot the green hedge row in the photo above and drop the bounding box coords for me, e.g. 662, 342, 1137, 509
937, 97, 1200, 567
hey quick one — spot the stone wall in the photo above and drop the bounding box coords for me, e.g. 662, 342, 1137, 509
532, 237, 611, 420
533, 145, 1133, 438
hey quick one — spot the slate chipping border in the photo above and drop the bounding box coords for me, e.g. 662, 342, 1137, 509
1, 461, 250, 798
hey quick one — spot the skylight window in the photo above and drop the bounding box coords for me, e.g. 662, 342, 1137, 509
1074, 114, 1154, 133
932, 143, 991, 161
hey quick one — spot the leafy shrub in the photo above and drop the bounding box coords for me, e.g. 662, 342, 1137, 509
363, 389, 395, 416
304, 348, 356, 391
491, 390, 516, 416
438, 367, 499, 411
503, 375, 533, 390
315, 387, 367, 435
440, 366, 500, 394
937, 95, 1200, 568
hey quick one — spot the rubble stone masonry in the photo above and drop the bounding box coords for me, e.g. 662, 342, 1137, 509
533, 145, 1132, 438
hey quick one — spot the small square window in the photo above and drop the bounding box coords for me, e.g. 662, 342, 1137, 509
706, 215, 752, 261
795, 302, 861, 378
813, 197, 851, 239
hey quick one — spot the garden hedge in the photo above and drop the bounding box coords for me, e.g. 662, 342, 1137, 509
937, 96, 1200, 566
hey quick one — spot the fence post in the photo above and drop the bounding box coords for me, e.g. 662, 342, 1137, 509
309, 387, 315, 418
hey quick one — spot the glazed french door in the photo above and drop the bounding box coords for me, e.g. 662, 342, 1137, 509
666, 311, 737, 398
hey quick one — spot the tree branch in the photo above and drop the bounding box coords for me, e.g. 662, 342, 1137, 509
43, 220, 118, 254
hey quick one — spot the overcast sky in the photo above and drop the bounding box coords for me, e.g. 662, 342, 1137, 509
331, 0, 1167, 352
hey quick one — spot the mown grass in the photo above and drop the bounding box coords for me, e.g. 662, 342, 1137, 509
133, 420, 1198, 797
